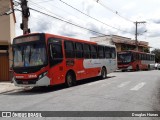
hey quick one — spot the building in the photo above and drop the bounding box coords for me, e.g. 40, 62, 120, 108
0, 0, 16, 81
90, 35, 150, 52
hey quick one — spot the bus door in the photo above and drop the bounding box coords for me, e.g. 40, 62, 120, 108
105, 46, 112, 73
110, 47, 117, 72
49, 38, 64, 84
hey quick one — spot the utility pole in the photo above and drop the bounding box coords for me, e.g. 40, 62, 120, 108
134, 21, 146, 51
20, 0, 30, 35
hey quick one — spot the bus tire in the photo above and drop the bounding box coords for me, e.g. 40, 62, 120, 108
101, 67, 107, 79
136, 65, 139, 71
65, 71, 76, 87
148, 65, 150, 70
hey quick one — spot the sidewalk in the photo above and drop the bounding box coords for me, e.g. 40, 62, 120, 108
0, 82, 22, 94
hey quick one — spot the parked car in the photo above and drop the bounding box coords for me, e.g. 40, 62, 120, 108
155, 63, 160, 70
157, 64, 160, 70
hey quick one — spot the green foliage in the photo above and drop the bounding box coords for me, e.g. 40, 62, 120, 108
151, 49, 160, 63
143, 48, 150, 53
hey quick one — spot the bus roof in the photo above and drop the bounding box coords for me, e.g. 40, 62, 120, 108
14, 33, 115, 47
118, 50, 155, 55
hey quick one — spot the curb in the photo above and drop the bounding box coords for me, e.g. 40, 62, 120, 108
0, 82, 23, 94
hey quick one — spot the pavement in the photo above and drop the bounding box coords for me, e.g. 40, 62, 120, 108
0, 82, 23, 94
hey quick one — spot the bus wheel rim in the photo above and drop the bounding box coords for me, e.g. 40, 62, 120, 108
102, 68, 106, 78
67, 75, 72, 86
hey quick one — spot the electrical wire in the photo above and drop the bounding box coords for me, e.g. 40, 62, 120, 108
59, 0, 132, 34
29, 0, 83, 21
95, 0, 134, 23
15, 7, 106, 36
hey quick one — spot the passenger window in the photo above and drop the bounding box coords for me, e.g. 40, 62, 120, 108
110, 47, 116, 59
105, 46, 111, 58
50, 44, 63, 59
49, 39, 63, 67
83, 44, 90, 58
98, 46, 104, 58
64, 41, 75, 58
90, 45, 97, 59
75, 42, 83, 58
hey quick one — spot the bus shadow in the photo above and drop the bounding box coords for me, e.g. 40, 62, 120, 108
2, 76, 116, 96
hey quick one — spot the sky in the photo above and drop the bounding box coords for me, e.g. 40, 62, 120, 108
14, 0, 160, 49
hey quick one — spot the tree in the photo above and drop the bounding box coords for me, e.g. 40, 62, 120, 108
151, 49, 160, 63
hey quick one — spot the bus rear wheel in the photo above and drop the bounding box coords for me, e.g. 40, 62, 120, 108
65, 72, 76, 87
148, 65, 150, 70
101, 67, 107, 79
136, 65, 139, 71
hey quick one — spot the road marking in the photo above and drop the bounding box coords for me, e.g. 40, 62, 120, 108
118, 81, 131, 88
130, 82, 146, 91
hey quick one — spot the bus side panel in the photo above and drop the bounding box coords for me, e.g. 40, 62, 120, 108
141, 60, 149, 70
131, 60, 141, 70
49, 61, 66, 85
73, 59, 84, 80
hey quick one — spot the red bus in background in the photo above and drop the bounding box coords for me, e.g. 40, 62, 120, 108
12, 33, 117, 87
117, 50, 155, 71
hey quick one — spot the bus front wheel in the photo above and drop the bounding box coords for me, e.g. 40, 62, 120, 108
65, 72, 76, 87
101, 67, 107, 79
136, 65, 139, 71
148, 65, 150, 70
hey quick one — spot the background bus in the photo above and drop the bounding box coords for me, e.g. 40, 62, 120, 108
117, 50, 155, 71
12, 33, 117, 87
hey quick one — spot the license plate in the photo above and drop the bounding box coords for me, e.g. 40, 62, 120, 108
23, 81, 28, 84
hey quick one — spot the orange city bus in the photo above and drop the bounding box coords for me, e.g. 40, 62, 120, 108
117, 50, 155, 71
12, 33, 117, 87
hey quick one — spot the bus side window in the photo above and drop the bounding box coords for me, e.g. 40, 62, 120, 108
90, 45, 97, 59
105, 46, 111, 58
83, 44, 90, 58
147, 54, 149, 61
133, 53, 136, 60
49, 43, 63, 67
139, 54, 141, 60
149, 55, 151, 61
110, 47, 116, 59
64, 41, 75, 58
137, 53, 139, 60
75, 42, 83, 58
98, 45, 104, 59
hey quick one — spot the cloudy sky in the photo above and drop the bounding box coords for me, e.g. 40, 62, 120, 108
14, 0, 160, 49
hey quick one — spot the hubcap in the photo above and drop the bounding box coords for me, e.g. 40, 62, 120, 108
102, 69, 106, 78
67, 75, 72, 86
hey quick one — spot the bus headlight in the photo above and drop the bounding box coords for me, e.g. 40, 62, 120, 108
127, 66, 132, 69
38, 71, 48, 79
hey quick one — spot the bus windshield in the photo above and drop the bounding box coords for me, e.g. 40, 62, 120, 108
118, 53, 132, 63
13, 43, 47, 67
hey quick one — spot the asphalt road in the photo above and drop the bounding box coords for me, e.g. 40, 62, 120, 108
0, 70, 160, 120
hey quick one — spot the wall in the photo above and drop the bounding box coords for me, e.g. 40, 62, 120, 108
0, 0, 15, 81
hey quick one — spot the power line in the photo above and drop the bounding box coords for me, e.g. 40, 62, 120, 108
29, 0, 70, 21
33, 0, 53, 4
29, 0, 83, 21
58, 0, 132, 34
15, 6, 107, 36
30, 7, 107, 36
14, 0, 109, 36
95, 0, 134, 23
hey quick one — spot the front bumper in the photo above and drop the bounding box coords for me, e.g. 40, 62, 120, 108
13, 76, 50, 87
118, 65, 133, 70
